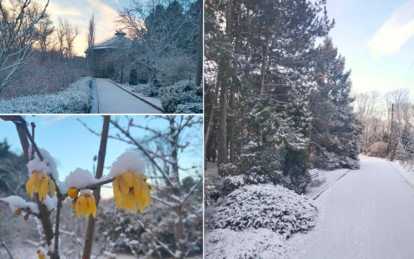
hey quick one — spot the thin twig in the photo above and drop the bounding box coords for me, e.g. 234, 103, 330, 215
1, 242, 13, 259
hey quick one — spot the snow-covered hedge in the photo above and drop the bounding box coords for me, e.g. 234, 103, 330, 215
160, 80, 202, 113
210, 184, 317, 239
0, 77, 93, 113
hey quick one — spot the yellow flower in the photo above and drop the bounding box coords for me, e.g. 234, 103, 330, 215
73, 193, 97, 219
113, 171, 152, 213
26, 170, 56, 201
14, 209, 21, 216
68, 187, 79, 198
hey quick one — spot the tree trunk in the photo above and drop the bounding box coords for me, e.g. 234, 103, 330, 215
82, 116, 110, 259
195, 0, 203, 86
169, 116, 184, 259
217, 61, 228, 166
260, 36, 269, 95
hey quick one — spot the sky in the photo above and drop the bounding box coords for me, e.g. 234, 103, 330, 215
0, 115, 203, 199
36, 0, 132, 56
325, 0, 414, 96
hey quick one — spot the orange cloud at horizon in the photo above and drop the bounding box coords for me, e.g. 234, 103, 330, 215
36, 0, 121, 57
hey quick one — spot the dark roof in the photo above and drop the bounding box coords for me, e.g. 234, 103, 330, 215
86, 31, 131, 52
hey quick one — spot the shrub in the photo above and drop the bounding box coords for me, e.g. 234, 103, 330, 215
210, 184, 318, 239
142, 79, 161, 97
0, 77, 93, 113
218, 163, 238, 177
175, 103, 203, 113
129, 69, 138, 85
160, 80, 202, 113
155, 55, 194, 86
370, 142, 388, 158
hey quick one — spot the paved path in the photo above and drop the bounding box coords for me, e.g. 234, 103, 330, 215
288, 156, 414, 259
95, 78, 161, 114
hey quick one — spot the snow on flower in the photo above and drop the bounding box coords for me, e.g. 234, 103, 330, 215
27, 147, 58, 180
108, 151, 145, 178
109, 152, 151, 213
37, 247, 49, 259
0, 195, 39, 214
72, 189, 97, 219
26, 148, 58, 201
62, 168, 100, 195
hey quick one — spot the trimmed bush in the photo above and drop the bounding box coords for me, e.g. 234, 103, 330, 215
160, 80, 202, 113
0, 77, 93, 113
210, 184, 317, 239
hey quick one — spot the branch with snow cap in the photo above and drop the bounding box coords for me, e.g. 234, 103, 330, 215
0, 195, 39, 217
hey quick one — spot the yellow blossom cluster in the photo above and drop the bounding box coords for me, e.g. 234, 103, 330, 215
113, 171, 152, 213
26, 170, 55, 201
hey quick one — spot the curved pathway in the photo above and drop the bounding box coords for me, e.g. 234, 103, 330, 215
95, 78, 161, 114
287, 156, 414, 259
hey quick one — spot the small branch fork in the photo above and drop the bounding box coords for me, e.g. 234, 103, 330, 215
0, 199, 39, 217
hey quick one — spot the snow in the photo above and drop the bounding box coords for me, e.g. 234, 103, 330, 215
205, 228, 285, 259
80, 189, 93, 196
109, 80, 164, 111
285, 155, 414, 258
95, 78, 161, 114
207, 156, 414, 258
62, 168, 100, 194
27, 147, 59, 180
0, 77, 93, 114
210, 184, 317, 239
108, 151, 145, 178
0, 195, 39, 214
42, 194, 57, 212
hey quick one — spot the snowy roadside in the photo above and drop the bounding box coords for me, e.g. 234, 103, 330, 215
204, 162, 353, 259
389, 159, 414, 187
106, 79, 164, 112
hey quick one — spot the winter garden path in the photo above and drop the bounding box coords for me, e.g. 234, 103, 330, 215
95, 78, 161, 114
287, 156, 414, 259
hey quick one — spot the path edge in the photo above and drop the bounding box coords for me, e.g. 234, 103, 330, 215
90, 78, 99, 114
105, 79, 165, 113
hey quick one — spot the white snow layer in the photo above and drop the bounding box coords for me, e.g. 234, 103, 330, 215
211, 184, 317, 239
27, 147, 59, 180
205, 228, 285, 259
42, 194, 57, 211
108, 151, 145, 178
62, 168, 100, 194
0, 195, 39, 214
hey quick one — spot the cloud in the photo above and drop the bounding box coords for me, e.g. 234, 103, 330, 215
38, 115, 71, 125
367, 0, 414, 59
37, 0, 120, 56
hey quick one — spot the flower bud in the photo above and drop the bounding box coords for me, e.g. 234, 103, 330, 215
24, 214, 29, 221
14, 209, 21, 216
68, 187, 79, 198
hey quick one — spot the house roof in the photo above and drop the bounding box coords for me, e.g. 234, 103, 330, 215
86, 31, 132, 52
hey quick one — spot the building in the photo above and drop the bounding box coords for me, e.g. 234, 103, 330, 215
85, 30, 131, 78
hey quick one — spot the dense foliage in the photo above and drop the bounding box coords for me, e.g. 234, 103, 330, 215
205, 0, 361, 194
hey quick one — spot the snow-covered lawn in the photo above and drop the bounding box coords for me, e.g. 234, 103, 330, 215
0, 77, 93, 113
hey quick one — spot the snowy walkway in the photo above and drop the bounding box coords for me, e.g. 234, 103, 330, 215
95, 78, 162, 114
288, 155, 414, 259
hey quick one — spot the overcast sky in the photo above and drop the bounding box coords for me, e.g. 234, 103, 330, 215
0, 115, 203, 199
325, 0, 414, 96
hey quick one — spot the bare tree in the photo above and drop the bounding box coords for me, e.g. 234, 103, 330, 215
86, 14, 96, 70
0, 0, 53, 97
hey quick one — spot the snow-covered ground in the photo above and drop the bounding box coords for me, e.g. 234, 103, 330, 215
286, 155, 414, 258
105, 79, 164, 112
95, 79, 161, 114
206, 156, 414, 258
